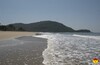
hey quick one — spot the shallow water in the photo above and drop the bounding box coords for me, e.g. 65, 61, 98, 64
0, 36, 47, 65
35, 33, 100, 65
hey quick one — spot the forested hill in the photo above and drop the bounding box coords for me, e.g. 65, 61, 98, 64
0, 21, 91, 32
12, 21, 75, 32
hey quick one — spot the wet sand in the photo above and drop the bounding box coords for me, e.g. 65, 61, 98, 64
0, 36, 47, 65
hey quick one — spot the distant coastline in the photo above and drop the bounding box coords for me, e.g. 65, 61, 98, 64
0, 20, 91, 32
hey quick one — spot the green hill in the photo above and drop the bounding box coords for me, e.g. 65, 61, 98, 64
0, 20, 91, 32
12, 21, 75, 32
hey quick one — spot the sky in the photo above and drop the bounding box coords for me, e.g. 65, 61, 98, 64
0, 0, 100, 32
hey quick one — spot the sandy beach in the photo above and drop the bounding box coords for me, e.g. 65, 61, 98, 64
0, 31, 36, 40
0, 31, 47, 65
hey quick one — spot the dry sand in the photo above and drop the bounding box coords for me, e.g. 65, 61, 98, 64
0, 31, 36, 40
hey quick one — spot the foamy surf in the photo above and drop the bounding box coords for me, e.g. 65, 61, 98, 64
73, 34, 100, 40
35, 33, 100, 65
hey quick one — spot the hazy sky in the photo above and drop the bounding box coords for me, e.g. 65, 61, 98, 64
0, 0, 100, 32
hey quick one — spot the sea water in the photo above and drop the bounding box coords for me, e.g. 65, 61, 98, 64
35, 32, 100, 65
0, 39, 24, 47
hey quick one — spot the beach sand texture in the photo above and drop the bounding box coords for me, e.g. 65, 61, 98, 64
0, 31, 36, 40
0, 31, 47, 65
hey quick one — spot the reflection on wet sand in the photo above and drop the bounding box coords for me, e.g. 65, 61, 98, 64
0, 36, 47, 65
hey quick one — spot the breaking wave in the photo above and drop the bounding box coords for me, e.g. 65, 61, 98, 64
73, 34, 100, 40
35, 33, 100, 65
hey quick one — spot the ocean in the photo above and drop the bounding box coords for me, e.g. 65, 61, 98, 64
35, 32, 100, 65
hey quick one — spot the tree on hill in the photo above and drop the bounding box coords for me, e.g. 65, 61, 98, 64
0, 25, 7, 31
6, 24, 16, 31
17, 27, 25, 31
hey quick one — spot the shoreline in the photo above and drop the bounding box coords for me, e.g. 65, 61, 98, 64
0, 31, 37, 41
0, 31, 47, 65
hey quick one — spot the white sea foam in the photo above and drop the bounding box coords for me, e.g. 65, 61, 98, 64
73, 34, 100, 40
35, 33, 100, 65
